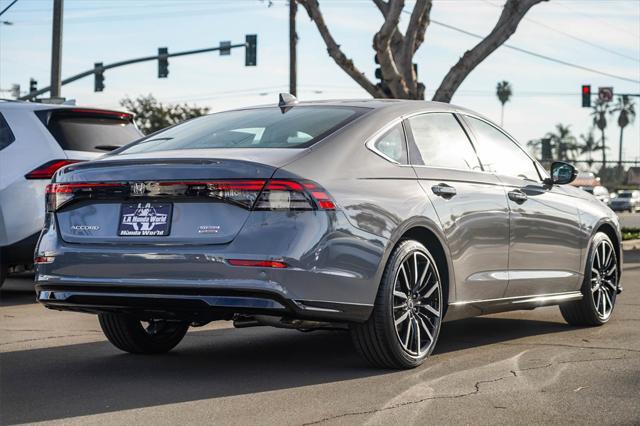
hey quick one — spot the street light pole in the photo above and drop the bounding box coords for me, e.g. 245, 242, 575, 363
289, 0, 297, 96
50, 0, 63, 98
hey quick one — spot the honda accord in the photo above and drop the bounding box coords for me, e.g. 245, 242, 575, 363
34, 96, 622, 368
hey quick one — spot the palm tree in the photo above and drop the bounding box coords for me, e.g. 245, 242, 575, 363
578, 129, 605, 168
610, 95, 636, 168
545, 123, 578, 161
591, 99, 610, 168
496, 81, 512, 127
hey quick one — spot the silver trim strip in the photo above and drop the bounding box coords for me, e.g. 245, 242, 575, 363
450, 291, 582, 306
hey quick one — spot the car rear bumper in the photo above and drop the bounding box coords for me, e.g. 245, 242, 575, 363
35, 283, 373, 323
34, 209, 386, 323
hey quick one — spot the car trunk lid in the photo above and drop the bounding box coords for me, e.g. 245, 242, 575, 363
52, 157, 282, 245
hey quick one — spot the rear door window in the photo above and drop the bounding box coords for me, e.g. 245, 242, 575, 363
117, 106, 368, 154
406, 113, 481, 171
40, 110, 142, 152
0, 113, 15, 150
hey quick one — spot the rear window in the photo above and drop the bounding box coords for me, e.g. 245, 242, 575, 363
117, 106, 367, 154
42, 110, 142, 152
0, 113, 15, 150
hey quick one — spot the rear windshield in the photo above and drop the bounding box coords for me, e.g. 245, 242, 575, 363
117, 106, 368, 154
43, 111, 142, 152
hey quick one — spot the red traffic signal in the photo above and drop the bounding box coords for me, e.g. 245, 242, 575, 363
581, 85, 591, 107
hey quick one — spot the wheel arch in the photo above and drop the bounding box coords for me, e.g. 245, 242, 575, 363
380, 217, 454, 311
593, 221, 622, 277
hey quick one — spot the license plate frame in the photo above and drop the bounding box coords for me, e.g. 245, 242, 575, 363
118, 202, 172, 237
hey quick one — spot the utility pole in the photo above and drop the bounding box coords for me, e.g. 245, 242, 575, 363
289, 0, 297, 96
50, 0, 64, 98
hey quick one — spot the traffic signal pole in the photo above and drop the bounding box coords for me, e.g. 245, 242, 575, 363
20, 39, 254, 101
50, 0, 63, 98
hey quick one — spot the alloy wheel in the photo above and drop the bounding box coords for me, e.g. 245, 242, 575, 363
590, 239, 618, 319
392, 251, 442, 357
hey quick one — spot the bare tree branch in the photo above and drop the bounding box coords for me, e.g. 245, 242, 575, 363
298, 0, 381, 97
373, 0, 410, 98
399, 0, 431, 95
432, 0, 547, 103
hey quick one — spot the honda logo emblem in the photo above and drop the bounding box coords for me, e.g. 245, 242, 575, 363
131, 182, 146, 196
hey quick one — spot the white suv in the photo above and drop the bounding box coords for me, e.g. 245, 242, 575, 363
0, 101, 142, 285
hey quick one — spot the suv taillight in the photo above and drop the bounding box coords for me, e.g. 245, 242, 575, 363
25, 160, 82, 179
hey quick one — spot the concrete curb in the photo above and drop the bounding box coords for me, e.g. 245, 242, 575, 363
622, 239, 640, 251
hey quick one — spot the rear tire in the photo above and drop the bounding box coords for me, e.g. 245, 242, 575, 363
350, 240, 443, 369
559, 232, 618, 326
98, 313, 189, 354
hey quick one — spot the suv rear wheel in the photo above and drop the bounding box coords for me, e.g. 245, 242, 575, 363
350, 240, 443, 369
98, 313, 189, 354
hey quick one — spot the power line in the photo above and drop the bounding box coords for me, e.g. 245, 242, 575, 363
555, 0, 640, 39
411, 12, 640, 84
481, 0, 639, 63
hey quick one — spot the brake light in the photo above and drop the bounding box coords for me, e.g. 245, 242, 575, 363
254, 180, 336, 211
25, 160, 82, 179
227, 259, 288, 268
46, 182, 127, 212
43, 179, 336, 212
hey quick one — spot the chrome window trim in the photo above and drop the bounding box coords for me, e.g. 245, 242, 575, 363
364, 117, 406, 165
458, 113, 545, 182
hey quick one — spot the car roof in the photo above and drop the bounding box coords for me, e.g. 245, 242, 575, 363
235, 98, 475, 113
0, 99, 130, 114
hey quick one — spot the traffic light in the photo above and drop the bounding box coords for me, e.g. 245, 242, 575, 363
29, 78, 37, 94
581, 85, 591, 107
245, 34, 257, 66
94, 62, 104, 92
158, 47, 169, 78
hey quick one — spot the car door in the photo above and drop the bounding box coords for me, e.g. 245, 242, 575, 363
405, 112, 510, 302
460, 115, 583, 297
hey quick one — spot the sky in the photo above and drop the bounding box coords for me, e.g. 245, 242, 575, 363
1, 0, 639, 167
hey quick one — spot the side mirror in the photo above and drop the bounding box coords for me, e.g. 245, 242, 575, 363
545, 161, 577, 186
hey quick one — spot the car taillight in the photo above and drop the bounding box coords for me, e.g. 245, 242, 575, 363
44, 179, 336, 212
157, 180, 266, 209
254, 180, 336, 211
46, 182, 127, 212
25, 160, 82, 179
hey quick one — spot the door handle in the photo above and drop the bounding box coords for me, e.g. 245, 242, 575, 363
432, 183, 457, 197
508, 189, 528, 203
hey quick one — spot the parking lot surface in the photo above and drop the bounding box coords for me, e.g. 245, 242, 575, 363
1, 252, 639, 425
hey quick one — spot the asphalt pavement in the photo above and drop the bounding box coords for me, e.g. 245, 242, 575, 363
1, 252, 639, 425
619, 211, 640, 228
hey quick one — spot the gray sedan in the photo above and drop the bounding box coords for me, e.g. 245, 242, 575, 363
35, 97, 622, 369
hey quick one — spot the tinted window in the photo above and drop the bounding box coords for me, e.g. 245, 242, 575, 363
47, 113, 142, 152
407, 113, 481, 170
0, 113, 15, 150
118, 106, 367, 154
465, 116, 539, 181
372, 123, 407, 164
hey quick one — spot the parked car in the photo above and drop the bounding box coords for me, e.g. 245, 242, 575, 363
0, 100, 142, 286
579, 185, 611, 205
35, 97, 622, 369
609, 190, 640, 212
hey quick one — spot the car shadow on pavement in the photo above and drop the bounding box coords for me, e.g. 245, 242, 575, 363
0, 314, 577, 425
0, 274, 36, 307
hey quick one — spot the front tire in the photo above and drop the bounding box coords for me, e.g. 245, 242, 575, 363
559, 232, 618, 326
98, 313, 189, 354
350, 240, 443, 369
